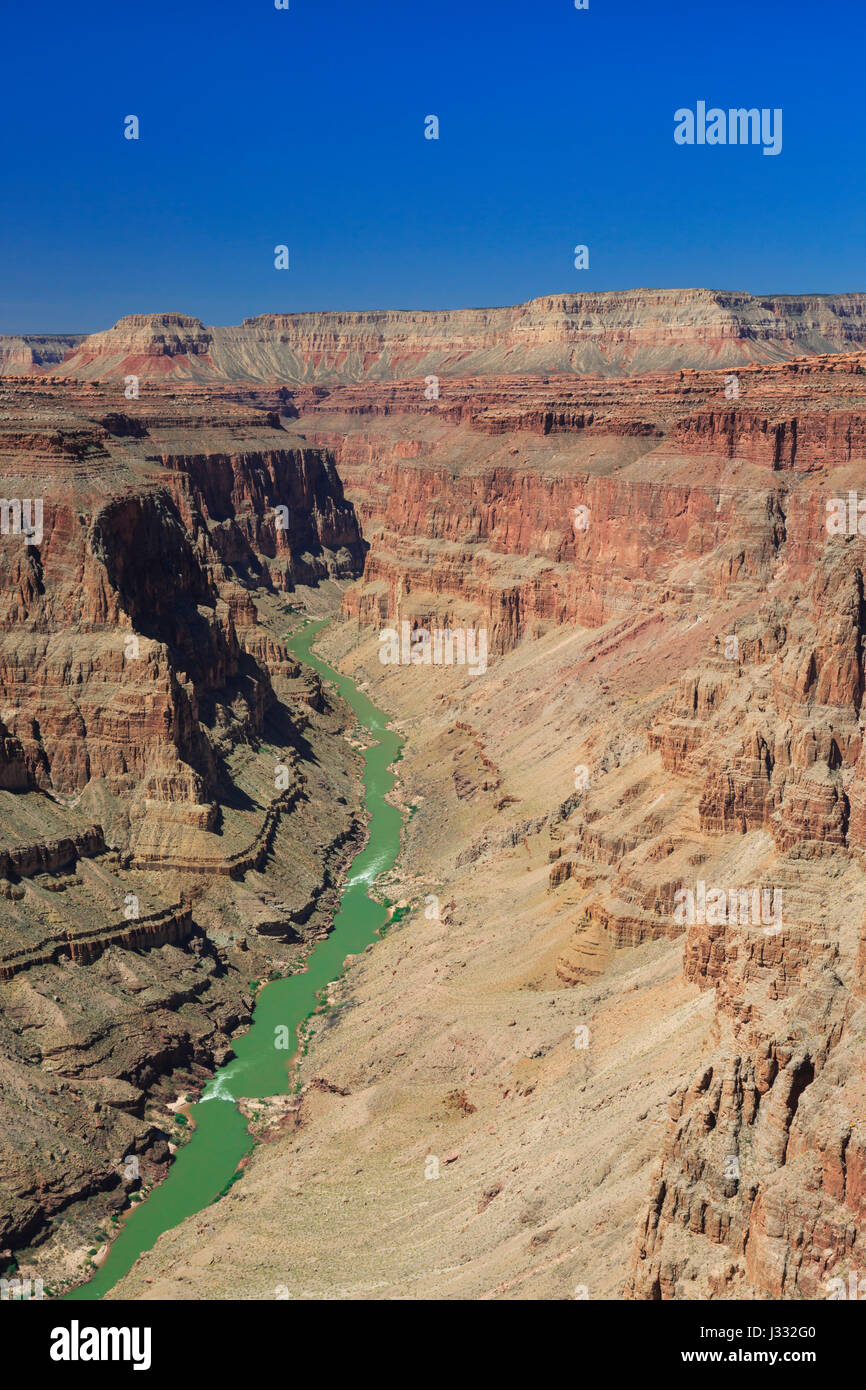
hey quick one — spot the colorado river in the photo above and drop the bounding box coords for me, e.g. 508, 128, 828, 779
65, 618, 404, 1299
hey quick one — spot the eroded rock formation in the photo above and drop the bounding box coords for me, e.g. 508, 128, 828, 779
7, 290, 866, 384
5, 299, 866, 1302
306, 351, 866, 1301
0, 376, 368, 1282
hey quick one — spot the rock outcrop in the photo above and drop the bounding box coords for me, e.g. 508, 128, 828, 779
307, 351, 866, 1301
0, 375, 368, 1280
11, 290, 866, 384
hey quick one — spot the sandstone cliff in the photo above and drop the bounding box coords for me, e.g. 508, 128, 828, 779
303, 353, 866, 1300
11, 291, 866, 385
0, 376, 367, 1283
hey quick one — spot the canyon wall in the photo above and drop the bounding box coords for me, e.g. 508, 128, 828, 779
7, 291, 866, 384
306, 353, 866, 1300
0, 334, 85, 374
0, 375, 367, 1280
5, 322, 866, 1300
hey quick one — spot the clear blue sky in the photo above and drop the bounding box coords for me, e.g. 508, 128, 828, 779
2, 0, 863, 331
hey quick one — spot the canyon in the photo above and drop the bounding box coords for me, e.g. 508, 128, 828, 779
0, 375, 368, 1289
1, 292, 866, 1300
6, 288, 866, 385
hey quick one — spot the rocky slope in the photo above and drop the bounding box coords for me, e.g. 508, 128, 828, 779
0, 335, 85, 375
333, 355, 866, 1301
0, 376, 369, 1290
8, 291, 866, 385
101, 348, 866, 1301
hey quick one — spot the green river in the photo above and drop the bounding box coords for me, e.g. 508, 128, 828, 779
65, 618, 404, 1300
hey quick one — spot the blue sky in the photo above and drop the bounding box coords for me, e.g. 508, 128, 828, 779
2, 0, 863, 330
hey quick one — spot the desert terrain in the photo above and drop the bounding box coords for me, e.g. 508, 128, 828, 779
1, 292, 865, 1299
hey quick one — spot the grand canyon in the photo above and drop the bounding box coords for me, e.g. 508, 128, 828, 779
2, 288, 866, 1302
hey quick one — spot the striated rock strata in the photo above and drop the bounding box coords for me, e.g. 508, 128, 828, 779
8, 290, 866, 385
6, 317, 866, 1302
88, 341, 866, 1304
0, 376, 368, 1287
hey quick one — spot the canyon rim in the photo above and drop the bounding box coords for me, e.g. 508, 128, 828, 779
1, 292, 866, 1328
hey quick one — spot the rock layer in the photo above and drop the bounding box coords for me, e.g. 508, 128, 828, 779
9, 290, 866, 384
0, 376, 368, 1285
6, 318, 866, 1302
315, 353, 866, 1300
